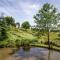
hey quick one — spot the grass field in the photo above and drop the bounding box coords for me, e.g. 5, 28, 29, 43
0, 26, 60, 51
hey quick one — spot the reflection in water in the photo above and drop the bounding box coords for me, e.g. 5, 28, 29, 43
48, 50, 54, 60
23, 46, 30, 51
14, 47, 46, 60
0, 47, 60, 60
48, 50, 51, 60
16, 47, 60, 60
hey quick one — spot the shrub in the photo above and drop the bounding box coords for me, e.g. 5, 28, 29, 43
6, 40, 15, 47
21, 38, 38, 46
15, 39, 21, 47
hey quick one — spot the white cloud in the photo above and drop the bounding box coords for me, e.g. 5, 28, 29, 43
0, 0, 41, 25
20, 3, 40, 15
18, 3, 40, 25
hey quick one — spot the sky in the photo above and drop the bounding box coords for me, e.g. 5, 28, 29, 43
0, 0, 60, 25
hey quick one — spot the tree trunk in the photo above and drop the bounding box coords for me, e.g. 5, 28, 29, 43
48, 29, 50, 49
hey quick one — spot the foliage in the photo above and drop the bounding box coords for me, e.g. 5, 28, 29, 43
34, 3, 60, 48
4, 16, 16, 26
0, 27, 7, 40
0, 17, 7, 40
15, 39, 21, 47
20, 38, 38, 46
0, 16, 16, 41
34, 3, 60, 30
21, 21, 30, 29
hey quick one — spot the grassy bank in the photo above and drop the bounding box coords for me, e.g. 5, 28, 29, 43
30, 44, 60, 51
0, 26, 60, 51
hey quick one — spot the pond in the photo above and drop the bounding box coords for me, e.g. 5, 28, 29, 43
0, 47, 60, 60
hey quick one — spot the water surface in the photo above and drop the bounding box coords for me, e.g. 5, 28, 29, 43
0, 47, 60, 60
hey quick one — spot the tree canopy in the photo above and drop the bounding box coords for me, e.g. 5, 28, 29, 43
4, 16, 16, 26
0, 16, 16, 40
34, 3, 60, 30
21, 21, 30, 29
34, 3, 60, 48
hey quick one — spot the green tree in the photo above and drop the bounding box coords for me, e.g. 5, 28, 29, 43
21, 21, 30, 29
34, 3, 60, 49
0, 17, 7, 40
1, 27, 7, 39
4, 16, 16, 26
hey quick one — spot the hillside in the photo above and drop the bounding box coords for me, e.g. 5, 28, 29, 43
0, 26, 60, 51
0, 26, 37, 47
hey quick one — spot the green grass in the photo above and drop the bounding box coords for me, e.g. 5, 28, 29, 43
0, 26, 60, 51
